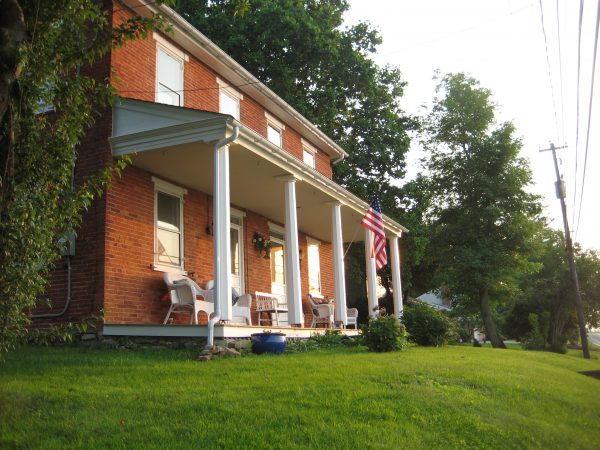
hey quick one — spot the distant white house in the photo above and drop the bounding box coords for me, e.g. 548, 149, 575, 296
416, 290, 452, 312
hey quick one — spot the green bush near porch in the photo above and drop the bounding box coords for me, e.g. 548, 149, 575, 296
1, 345, 599, 449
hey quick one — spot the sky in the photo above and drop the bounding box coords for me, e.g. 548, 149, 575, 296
345, 0, 599, 252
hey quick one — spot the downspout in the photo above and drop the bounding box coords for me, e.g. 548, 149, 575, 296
207, 124, 240, 347
31, 256, 72, 318
332, 153, 345, 165
32, 68, 80, 320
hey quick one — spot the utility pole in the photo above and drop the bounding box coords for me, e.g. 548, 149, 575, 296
540, 143, 590, 359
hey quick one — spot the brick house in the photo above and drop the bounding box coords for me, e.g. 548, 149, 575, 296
34, 0, 407, 340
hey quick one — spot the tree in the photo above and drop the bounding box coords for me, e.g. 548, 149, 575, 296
175, 0, 412, 192
505, 228, 600, 352
0, 0, 164, 352
174, 0, 416, 303
422, 73, 543, 348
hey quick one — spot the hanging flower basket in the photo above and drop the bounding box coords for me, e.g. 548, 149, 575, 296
252, 231, 272, 259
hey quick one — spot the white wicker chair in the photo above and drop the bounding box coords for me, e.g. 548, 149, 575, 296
231, 293, 252, 325
308, 294, 334, 328
163, 273, 214, 324
346, 308, 359, 329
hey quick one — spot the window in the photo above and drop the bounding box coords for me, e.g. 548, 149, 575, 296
267, 124, 282, 146
153, 177, 187, 270
269, 226, 285, 295
307, 238, 321, 294
301, 139, 317, 168
265, 112, 284, 147
157, 48, 183, 106
230, 210, 246, 294
220, 91, 240, 119
303, 149, 315, 168
217, 78, 243, 120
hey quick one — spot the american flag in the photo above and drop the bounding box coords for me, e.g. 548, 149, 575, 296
361, 197, 387, 270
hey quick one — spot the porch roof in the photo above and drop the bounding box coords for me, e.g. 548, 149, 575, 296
109, 99, 408, 242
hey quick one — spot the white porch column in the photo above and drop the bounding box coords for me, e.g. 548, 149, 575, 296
282, 176, 303, 326
365, 228, 378, 317
390, 235, 403, 320
213, 144, 232, 321
331, 202, 347, 325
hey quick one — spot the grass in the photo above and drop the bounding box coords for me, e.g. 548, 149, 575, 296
1, 345, 599, 449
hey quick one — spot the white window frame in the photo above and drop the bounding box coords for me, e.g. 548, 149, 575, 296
154, 33, 188, 107
265, 112, 285, 147
230, 207, 246, 294
217, 77, 243, 120
152, 177, 187, 273
269, 222, 286, 294
306, 237, 321, 294
301, 138, 317, 169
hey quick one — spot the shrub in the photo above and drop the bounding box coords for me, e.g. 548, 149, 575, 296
361, 315, 407, 352
402, 302, 450, 346
285, 330, 352, 353
25, 314, 101, 346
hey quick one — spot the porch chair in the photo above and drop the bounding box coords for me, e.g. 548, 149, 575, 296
163, 272, 214, 325
231, 293, 252, 325
307, 294, 334, 328
346, 308, 359, 329
255, 292, 288, 326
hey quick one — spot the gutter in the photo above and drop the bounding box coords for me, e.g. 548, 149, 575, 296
207, 124, 240, 347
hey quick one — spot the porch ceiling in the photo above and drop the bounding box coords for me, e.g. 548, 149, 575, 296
110, 98, 407, 242
129, 140, 366, 242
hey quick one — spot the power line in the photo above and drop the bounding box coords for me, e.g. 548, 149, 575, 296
556, 0, 566, 143
572, 0, 585, 227
377, 4, 533, 55
575, 0, 600, 241
538, 0, 561, 141
118, 79, 264, 95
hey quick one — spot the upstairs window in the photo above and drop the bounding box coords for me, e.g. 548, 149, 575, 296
265, 112, 284, 147
267, 124, 282, 147
217, 78, 243, 120
220, 90, 240, 119
154, 34, 187, 107
303, 149, 315, 168
302, 139, 317, 168
157, 48, 183, 106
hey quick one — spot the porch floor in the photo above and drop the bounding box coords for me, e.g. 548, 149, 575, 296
103, 323, 360, 339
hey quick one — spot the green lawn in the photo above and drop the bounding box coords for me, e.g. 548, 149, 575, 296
1, 345, 599, 449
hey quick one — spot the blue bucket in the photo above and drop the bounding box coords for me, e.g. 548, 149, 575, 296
251, 332, 287, 354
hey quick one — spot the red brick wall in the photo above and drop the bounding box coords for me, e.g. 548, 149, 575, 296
33, 50, 114, 326
111, 2, 335, 179
38, 1, 343, 329
102, 163, 335, 327
240, 95, 268, 139
111, 7, 155, 103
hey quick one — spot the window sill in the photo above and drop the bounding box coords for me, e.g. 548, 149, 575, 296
152, 263, 187, 276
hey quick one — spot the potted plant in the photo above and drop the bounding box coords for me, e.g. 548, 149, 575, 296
251, 331, 287, 354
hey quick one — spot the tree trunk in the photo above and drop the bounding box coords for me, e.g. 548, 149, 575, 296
479, 285, 506, 348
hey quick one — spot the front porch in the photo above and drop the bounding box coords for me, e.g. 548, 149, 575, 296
107, 98, 407, 341
103, 323, 360, 339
